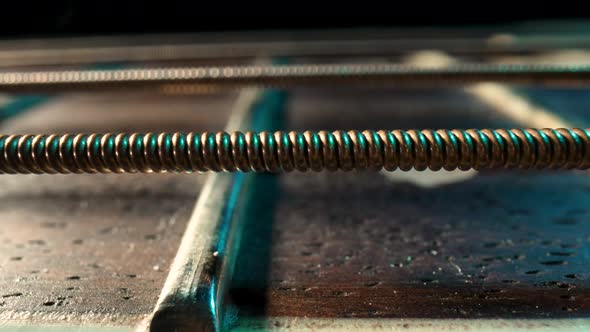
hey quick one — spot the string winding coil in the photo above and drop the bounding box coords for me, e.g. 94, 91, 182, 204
0, 128, 589, 174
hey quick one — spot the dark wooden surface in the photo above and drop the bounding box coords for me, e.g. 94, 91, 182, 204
0, 91, 235, 326
229, 86, 590, 324
231, 172, 590, 318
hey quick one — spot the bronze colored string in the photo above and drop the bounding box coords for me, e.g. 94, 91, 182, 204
0, 129, 589, 174
0, 64, 590, 92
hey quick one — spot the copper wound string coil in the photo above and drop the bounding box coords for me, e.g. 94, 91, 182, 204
0, 129, 589, 174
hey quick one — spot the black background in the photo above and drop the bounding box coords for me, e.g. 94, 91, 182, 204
0, 2, 585, 37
